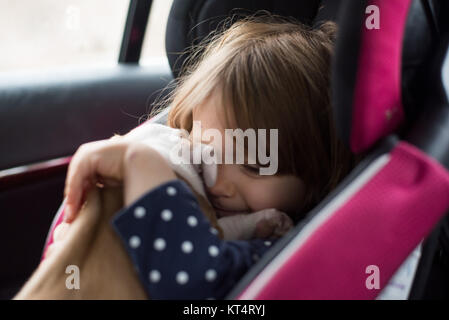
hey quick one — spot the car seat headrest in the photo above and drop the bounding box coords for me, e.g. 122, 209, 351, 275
332, 0, 449, 155
332, 0, 413, 154
165, 0, 339, 79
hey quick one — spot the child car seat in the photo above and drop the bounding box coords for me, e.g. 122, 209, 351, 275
228, 0, 449, 299
42, 0, 449, 299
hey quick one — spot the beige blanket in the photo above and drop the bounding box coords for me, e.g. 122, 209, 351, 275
15, 186, 150, 299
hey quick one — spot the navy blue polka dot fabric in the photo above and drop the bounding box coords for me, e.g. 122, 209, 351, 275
112, 179, 275, 300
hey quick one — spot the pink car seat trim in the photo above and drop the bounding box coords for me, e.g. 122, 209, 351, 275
41, 201, 66, 260
238, 141, 449, 299
351, 0, 411, 152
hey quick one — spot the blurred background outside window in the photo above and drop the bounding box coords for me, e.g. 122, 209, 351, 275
0, 0, 173, 72
141, 0, 173, 66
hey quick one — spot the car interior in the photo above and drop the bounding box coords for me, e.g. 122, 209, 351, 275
1, 0, 449, 300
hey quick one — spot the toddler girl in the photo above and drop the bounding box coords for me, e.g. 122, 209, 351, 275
62, 16, 357, 299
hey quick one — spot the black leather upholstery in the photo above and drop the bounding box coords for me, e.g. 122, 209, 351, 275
0, 65, 172, 170
165, 0, 331, 79
0, 64, 173, 299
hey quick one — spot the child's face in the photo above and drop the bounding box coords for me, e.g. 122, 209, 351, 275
191, 92, 305, 218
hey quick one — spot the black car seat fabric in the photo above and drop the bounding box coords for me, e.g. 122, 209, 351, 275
403, 0, 449, 299
165, 0, 332, 79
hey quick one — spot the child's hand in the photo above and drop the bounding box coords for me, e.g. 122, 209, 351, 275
44, 222, 70, 259
63, 138, 129, 223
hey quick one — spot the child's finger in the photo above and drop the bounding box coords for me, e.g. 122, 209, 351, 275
96, 176, 122, 187
44, 241, 63, 259
63, 139, 126, 222
64, 179, 92, 222
64, 149, 94, 222
53, 222, 70, 242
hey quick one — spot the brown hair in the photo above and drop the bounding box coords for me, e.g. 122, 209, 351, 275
150, 15, 358, 221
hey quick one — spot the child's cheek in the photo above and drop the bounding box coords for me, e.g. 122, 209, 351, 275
246, 178, 305, 213
245, 182, 282, 211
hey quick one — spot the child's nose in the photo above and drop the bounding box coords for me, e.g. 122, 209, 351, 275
206, 164, 235, 198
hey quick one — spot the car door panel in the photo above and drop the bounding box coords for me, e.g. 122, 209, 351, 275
0, 62, 173, 299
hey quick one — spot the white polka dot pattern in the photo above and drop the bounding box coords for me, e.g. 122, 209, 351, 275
112, 181, 278, 299
149, 270, 161, 283
208, 245, 219, 257
154, 238, 166, 251
181, 241, 193, 254
161, 209, 173, 221
166, 186, 177, 196
134, 206, 146, 219
205, 269, 217, 282
187, 216, 198, 227
129, 236, 141, 249
176, 271, 189, 285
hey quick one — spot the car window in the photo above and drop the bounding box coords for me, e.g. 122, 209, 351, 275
0, 0, 130, 72
140, 0, 173, 66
